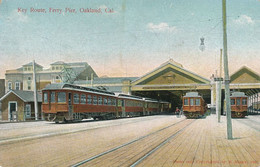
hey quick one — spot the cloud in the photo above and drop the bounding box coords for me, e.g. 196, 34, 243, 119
147, 22, 177, 33
234, 15, 254, 25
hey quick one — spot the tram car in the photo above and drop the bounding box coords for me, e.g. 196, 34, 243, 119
230, 92, 248, 118
117, 94, 144, 117
42, 83, 170, 123
182, 92, 207, 119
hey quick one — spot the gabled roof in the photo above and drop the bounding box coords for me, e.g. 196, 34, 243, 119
131, 59, 210, 86
230, 66, 260, 83
0, 90, 42, 102
22, 62, 43, 68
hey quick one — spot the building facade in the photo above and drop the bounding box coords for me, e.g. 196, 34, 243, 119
5, 61, 98, 92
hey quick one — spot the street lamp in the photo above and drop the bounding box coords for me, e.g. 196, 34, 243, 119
199, 37, 205, 51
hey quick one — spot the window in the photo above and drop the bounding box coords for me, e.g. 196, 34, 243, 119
242, 98, 247, 105
236, 98, 241, 106
74, 93, 79, 104
184, 99, 188, 106
52, 67, 55, 70
104, 97, 107, 105
98, 96, 102, 105
108, 98, 111, 105
15, 82, 20, 90
28, 77, 31, 80
81, 94, 86, 104
58, 92, 66, 103
8, 82, 12, 90
56, 76, 59, 80
25, 104, 31, 118
51, 92, 55, 103
190, 99, 194, 106
195, 99, 200, 106
56, 66, 59, 70
28, 86, 31, 90
93, 96, 97, 105
231, 99, 235, 105
111, 98, 116, 106
87, 95, 92, 104
43, 92, 48, 103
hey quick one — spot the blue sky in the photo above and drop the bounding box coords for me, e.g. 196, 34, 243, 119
0, 0, 259, 78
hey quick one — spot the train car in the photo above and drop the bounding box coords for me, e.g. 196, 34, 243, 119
42, 83, 171, 123
182, 92, 207, 119
159, 101, 171, 113
117, 94, 145, 117
42, 83, 117, 123
230, 92, 248, 118
144, 98, 160, 115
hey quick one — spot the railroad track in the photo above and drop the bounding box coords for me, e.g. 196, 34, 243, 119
0, 116, 170, 145
71, 119, 196, 167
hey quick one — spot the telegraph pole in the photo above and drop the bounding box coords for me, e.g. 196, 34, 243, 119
33, 60, 39, 120
222, 0, 233, 139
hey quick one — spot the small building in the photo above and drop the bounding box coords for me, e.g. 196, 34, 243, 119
0, 90, 42, 121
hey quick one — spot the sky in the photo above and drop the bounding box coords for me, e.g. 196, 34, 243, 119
0, 0, 259, 79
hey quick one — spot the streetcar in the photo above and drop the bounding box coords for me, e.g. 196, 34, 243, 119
182, 92, 207, 119
42, 83, 170, 123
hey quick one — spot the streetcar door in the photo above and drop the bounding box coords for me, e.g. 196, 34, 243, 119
68, 93, 73, 117
122, 100, 126, 117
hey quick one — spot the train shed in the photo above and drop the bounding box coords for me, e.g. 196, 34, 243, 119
130, 59, 211, 110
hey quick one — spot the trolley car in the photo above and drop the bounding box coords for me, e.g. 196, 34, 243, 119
42, 83, 170, 123
182, 92, 207, 119
230, 92, 248, 118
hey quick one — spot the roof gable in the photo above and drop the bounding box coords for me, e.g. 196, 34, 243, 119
0, 90, 42, 102
132, 60, 210, 86
230, 66, 260, 84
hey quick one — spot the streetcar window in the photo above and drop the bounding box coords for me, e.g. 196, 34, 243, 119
74, 93, 79, 104
111, 98, 116, 106
236, 98, 241, 106
51, 92, 55, 103
43, 92, 48, 103
195, 99, 200, 106
184, 98, 188, 106
98, 96, 102, 105
81, 94, 86, 104
57, 92, 66, 103
108, 98, 111, 105
87, 95, 92, 104
104, 97, 108, 105
190, 99, 194, 106
242, 98, 247, 105
231, 99, 235, 105
93, 96, 97, 105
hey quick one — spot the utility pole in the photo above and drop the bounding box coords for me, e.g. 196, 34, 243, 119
218, 49, 223, 122
33, 60, 39, 120
222, 0, 233, 139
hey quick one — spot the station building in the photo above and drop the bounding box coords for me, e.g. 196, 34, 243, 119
1, 59, 259, 121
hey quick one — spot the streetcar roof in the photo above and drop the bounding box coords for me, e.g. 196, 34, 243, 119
184, 92, 201, 97
43, 83, 116, 96
230, 92, 247, 97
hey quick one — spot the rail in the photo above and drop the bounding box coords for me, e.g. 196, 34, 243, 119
71, 119, 195, 167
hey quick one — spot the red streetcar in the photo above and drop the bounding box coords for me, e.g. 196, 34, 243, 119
182, 92, 207, 119
42, 83, 171, 123
230, 92, 248, 118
